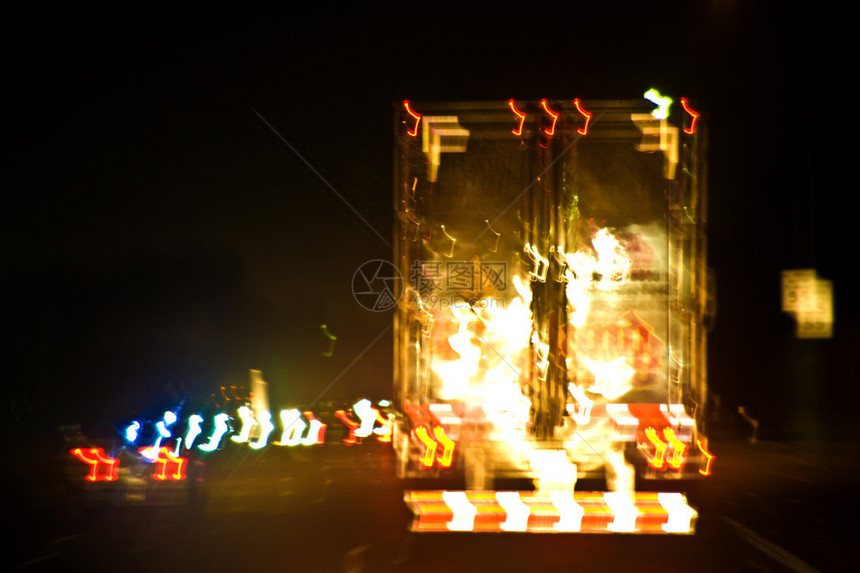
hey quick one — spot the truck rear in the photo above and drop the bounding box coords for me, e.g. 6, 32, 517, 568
392, 96, 713, 533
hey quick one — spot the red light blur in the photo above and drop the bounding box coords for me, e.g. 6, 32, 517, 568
70, 447, 119, 482
403, 100, 421, 136
507, 99, 526, 136
539, 99, 559, 137
152, 447, 187, 481
335, 409, 361, 445
697, 439, 715, 476
680, 98, 699, 135
573, 98, 592, 136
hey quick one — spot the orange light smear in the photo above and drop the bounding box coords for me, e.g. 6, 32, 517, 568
680, 98, 699, 135
662, 427, 688, 470
403, 100, 421, 136
70, 447, 119, 482
697, 439, 715, 476
507, 99, 526, 136
540, 99, 559, 136
335, 409, 361, 445
414, 425, 438, 468
433, 425, 456, 468
573, 98, 592, 135
153, 447, 187, 481
644, 426, 667, 469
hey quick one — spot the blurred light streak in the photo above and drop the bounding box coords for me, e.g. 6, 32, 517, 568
644, 88, 672, 120
658, 492, 696, 533
573, 98, 592, 135
604, 492, 639, 532
414, 425, 438, 468
153, 447, 187, 481
663, 428, 688, 469
124, 421, 140, 443
405, 491, 697, 533
631, 112, 679, 178
581, 356, 635, 400
432, 425, 456, 468
301, 411, 327, 445
549, 491, 584, 532
507, 99, 526, 136
320, 324, 338, 357
335, 409, 362, 445
249, 410, 275, 449
567, 383, 593, 425
680, 98, 699, 134
278, 409, 326, 446
439, 225, 456, 258
70, 447, 119, 482
442, 491, 477, 531
643, 426, 688, 470
156, 411, 177, 438
697, 439, 715, 476
373, 411, 394, 442
484, 219, 501, 252
496, 491, 530, 531
279, 409, 307, 446
352, 399, 381, 438
524, 243, 549, 282
231, 405, 257, 444
404, 100, 421, 136
540, 99, 559, 136
184, 415, 203, 451
198, 413, 231, 452
644, 426, 668, 469
531, 332, 550, 381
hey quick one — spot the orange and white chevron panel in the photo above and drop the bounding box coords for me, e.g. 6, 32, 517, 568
404, 490, 697, 534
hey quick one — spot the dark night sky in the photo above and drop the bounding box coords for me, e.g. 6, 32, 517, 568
3, 3, 854, 440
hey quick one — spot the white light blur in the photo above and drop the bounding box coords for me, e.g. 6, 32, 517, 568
249, 410, 275, 449
496, 491, 530, 531
442, 491, 477, 531
231, 405, 257, 443
604, 492, 639, 532
184, 415, 203, 451
549, 491, 585, 532
198, 413, 230, 452
658, 492, 695, 533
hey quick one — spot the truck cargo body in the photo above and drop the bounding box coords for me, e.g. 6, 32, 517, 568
392, 99, 710, 492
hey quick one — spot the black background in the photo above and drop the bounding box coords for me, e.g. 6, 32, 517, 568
3, 2, 853, 442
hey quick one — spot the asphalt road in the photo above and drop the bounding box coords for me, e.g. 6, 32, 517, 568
11, 436, 857, 572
